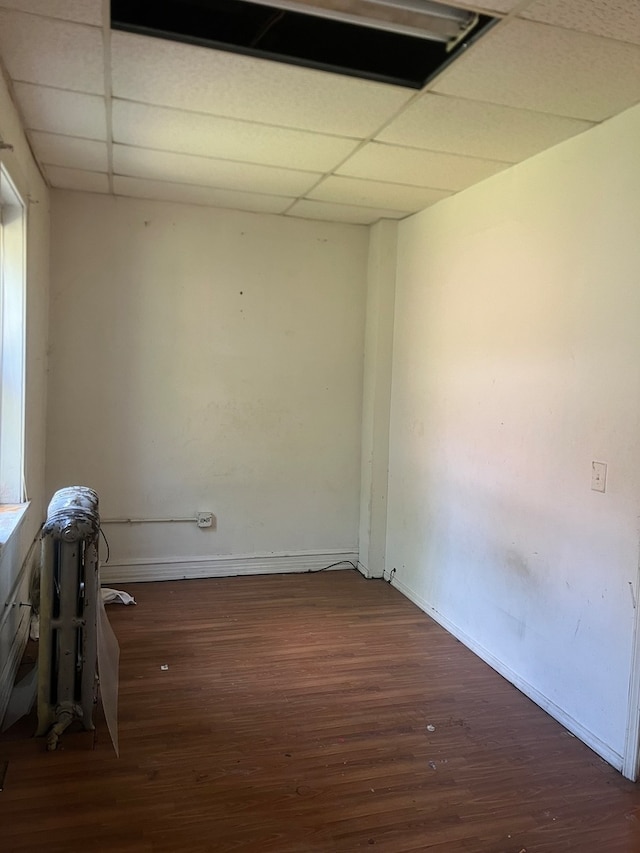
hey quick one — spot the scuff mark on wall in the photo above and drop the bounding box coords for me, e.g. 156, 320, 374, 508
505, 548, 532, 582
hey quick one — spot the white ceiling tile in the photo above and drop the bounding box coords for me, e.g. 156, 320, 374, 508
521, 0, 640, 46
0, 9, 104, 93
287, 199, 406, 225
432, 17, 640, 121
377, 93, 595, 162
110, 31, 412, 137
45, 165, 109, 193
13, 83, 107, 139
0, 0, 102, 25
30, 131, 108, 171
113, 176, 294, 215
113, 144, 321, 197
308, 176, 451, 213
337, 142, 509, 191
112, 101, 360, 172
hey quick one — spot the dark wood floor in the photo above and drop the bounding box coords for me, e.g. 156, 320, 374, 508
1, 570, 639, 852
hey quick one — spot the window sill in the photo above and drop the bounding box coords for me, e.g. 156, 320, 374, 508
0, 502, 30, 553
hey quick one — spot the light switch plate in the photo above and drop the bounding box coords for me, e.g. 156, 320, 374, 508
591, 461, 607, 493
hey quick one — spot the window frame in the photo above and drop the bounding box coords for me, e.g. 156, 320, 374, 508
0, 161, 27, 508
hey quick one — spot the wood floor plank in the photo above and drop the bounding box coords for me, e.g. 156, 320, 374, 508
1, 571, 639, 852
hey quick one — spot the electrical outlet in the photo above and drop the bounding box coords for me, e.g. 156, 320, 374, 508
197, 512, 214, 528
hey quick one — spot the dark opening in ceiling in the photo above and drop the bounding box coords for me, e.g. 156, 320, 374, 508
111, 0, 497, 90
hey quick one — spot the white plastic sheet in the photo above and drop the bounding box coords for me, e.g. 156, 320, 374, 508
101, 588, 136, 606
97, 592, 120, 757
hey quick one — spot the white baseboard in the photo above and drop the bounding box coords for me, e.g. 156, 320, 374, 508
391, 574, 623, 773
356, 561, 371, 579
100, 549, 359, 585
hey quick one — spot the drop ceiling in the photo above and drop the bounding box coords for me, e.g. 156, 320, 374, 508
0, 0, 639, 225
110, 0, 496, 89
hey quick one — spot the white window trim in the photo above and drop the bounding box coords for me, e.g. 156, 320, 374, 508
0, 162, 27, 549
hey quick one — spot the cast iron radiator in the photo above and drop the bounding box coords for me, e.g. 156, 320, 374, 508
36, 486, 101, 750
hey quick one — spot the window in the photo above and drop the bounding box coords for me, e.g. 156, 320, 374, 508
0, 163, 26, 509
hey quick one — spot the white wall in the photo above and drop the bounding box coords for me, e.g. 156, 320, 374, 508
385, 102, 640, 769
47, 193, 367, 579
0, 70, 50, 719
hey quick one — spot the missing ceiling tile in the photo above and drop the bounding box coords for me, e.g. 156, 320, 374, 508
111, 0, 498, 89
